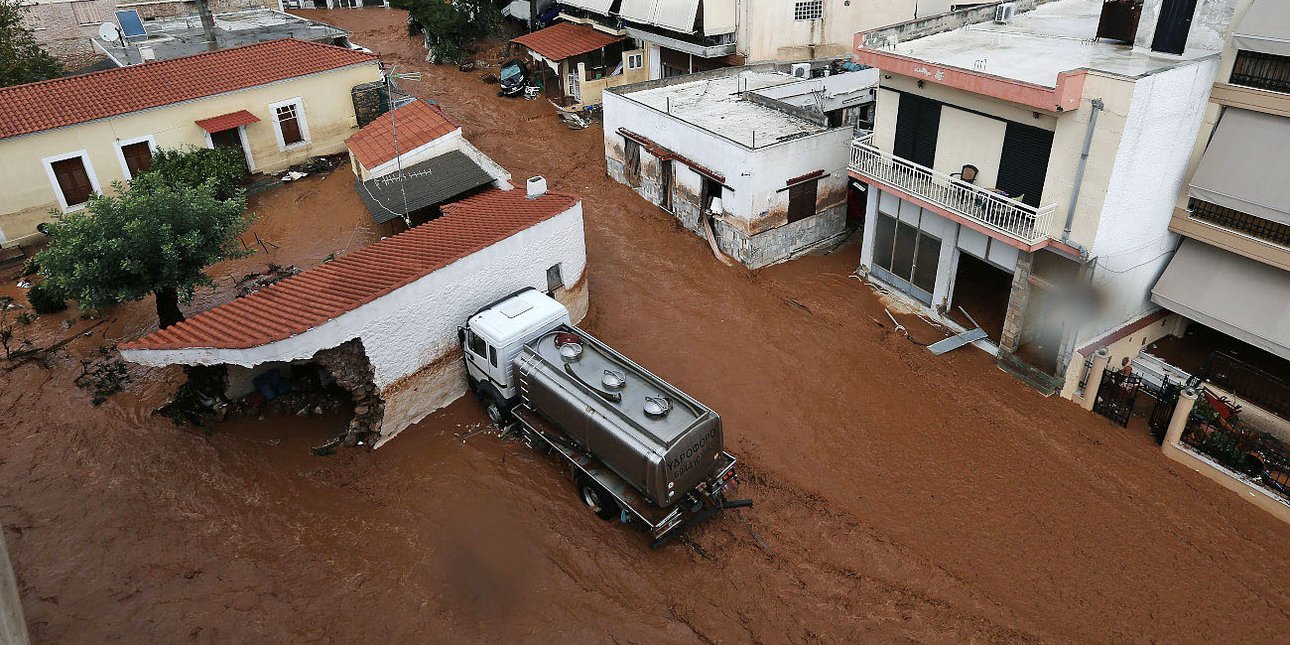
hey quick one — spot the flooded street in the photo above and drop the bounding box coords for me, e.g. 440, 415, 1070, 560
2, 8, 1288, 642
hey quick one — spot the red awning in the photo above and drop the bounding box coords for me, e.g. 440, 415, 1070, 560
195, 110, 260, 133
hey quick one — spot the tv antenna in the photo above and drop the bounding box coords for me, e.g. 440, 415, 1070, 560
384, 66, 423, 227
98, 22, 132, 64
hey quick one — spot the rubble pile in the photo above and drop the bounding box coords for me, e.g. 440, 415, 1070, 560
311, 340, 384, 447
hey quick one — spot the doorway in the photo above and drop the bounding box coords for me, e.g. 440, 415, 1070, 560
210, 128, 249, 172
1151, 0, 1198, 55
658, 159, 673, 212
870, 211, 940, 305
949, 252, 1012, 341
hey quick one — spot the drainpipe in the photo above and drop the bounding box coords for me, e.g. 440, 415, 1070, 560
1062, 98, 1103, 255
741, 0, 752, 60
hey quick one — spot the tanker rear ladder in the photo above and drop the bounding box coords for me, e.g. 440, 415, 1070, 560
510, 405, 748, 549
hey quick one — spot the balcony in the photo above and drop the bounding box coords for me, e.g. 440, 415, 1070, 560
848, 135, 1060, 248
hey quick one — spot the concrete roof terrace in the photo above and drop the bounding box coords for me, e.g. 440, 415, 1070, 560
97, 9, 350, 66
619, 70, 832, 148
879, 0, 1220, 88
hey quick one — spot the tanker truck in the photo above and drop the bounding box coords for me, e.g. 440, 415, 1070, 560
459, 288, 750, 547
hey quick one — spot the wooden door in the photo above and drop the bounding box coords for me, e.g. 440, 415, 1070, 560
51, 156, 93, 207
1151, 0, 1198, 55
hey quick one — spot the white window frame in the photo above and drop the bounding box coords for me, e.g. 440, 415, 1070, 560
203, 125, 257, 172
268, 97, 311, 151
41, 149, 101, 212
627, 53, 643, 70
113, 134, 157, 180
793, 0, 824, 21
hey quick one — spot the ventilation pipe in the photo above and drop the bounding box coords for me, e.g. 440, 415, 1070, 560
527, 176, 547, 199
1062, 97, 1102, 257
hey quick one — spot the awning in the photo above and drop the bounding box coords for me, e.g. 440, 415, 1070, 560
510, 21, 624, 61
561, 0, 614, 14
356, 150, 496, 225
1189, 108, 1290, 226
620, 0, 699, 34
702, 0, 737, 36
195, 110, 260, 133
1233, 0, 1290, 57
1151, 239, 1290, 361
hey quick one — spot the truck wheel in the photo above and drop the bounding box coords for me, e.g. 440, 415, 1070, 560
485, 400, 507, 426
577, 477, 619, 521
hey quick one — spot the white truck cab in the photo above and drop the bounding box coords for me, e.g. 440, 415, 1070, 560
460, 289, 571, 416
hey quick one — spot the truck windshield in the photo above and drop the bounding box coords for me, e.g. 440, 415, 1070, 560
501, 64, 522, 81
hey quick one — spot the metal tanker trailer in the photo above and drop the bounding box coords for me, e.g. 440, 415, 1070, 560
460, 288, 749, 547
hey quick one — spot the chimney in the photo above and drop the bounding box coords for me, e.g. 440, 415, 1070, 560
526, 176, 547, 199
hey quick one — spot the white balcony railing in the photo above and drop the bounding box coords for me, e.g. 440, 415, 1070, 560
849, 135, 1059, 246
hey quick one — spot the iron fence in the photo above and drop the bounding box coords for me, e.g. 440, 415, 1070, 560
1196, 351, 1290, 421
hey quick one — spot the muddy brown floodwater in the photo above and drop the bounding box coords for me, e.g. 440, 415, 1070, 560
2, 8, 1288, 642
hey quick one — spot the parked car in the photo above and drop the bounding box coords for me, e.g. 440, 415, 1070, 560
498, 59, 528, 97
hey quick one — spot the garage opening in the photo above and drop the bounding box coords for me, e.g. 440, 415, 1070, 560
949, 252, 1012, 342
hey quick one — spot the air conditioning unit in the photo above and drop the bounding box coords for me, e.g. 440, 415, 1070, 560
994, 2, 1017, 24
791, 63, 811, 79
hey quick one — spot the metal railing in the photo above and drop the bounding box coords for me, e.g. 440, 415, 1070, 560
849, 135, 1059, 246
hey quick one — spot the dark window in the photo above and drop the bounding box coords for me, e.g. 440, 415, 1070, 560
488, 345, 498, 368
50, 156, 93, 207
787, 179, 818, 223
996, 122, 1054, 208
469, 332, 487, 358
1150, 0, 1198, 55
701, 176, 723, 212
1230, 50, 1290, 94
121, 141, 152, 177
1190, 199, 1290, 247
872, 211, 896, 270
546, 263, 563, 292
869, 211, 941, 305
893, 93, 941, 168
276, 103, 304, 145
659, 160, 673, 211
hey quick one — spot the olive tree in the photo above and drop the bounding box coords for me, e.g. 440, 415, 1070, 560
0, 0, 62, 87
36, 173, 253, 328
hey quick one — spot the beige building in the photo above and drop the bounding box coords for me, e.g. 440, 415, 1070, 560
1149, 0, 1290, 402
0, 38, 382, 246
847, 0, 1237, 397
510, 21, 650, 110
556, 0, 944, 78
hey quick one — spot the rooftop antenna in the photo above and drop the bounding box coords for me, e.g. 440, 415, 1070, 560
385, 66, 423, 228
97, 22, 131, 65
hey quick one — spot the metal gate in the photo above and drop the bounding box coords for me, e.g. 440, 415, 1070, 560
1094, 369, 1140, 427
1143, 379, 1183, 444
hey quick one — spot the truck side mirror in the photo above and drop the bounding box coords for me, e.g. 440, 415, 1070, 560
457, 327, 466, 344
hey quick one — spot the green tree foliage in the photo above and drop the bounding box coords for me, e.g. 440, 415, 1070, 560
0, 0, 63, 87
36, 173, 253, 328
146, 146, 247, 201
393, 0, 502, 62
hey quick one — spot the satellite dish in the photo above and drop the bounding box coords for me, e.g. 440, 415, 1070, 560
98, 22, 120, 43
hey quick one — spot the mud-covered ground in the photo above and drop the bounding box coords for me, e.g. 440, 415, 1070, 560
1, 9, 1287, 642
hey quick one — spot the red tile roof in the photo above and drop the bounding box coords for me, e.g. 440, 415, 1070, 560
121, 186, 580, 352
345, 100, 458, 169
0, 39, 377, 140
195, 110, 261, 133
511, 22, 625, 61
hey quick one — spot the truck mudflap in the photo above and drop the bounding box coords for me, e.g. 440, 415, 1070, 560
512, 406, 751, 547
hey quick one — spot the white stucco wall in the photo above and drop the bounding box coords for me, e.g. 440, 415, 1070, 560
602, 86, 851, 236
1078, 59, 1219, 348
122, 203, 588, 444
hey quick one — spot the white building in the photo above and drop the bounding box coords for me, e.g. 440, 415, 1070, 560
847, 0, 1238, 397
121, 181, 588, 447
603, 64, 877, 268
558, 0, 946, 79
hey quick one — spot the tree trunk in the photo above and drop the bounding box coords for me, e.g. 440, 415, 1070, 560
155, 288, 185, 329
